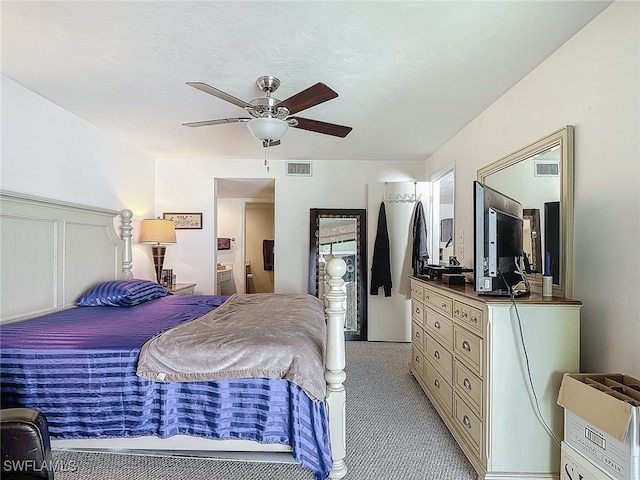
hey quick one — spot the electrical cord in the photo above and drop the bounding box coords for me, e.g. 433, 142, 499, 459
499, 269, 562, 447
513, 258, 531, 294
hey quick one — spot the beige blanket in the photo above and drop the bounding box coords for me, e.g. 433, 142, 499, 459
136, 293, 327, 401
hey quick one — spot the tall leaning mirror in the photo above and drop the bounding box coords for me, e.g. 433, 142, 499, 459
478, 125, 574, 298
309, 209, 367, 341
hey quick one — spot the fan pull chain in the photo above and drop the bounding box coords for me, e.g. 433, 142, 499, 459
264, 142, 271, 173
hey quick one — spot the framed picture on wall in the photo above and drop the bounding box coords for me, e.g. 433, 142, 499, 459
163, 212, 203, 230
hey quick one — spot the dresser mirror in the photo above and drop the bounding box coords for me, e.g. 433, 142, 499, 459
309, 209, 367, 340
478, 125, 574, 297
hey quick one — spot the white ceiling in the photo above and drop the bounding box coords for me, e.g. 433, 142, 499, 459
1, 1, 611, 162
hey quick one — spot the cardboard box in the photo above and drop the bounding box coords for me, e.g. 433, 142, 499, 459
557, 373, 640, 480
561, 441, 614, 480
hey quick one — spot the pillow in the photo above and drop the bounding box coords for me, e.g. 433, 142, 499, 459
76, 279, 169, 307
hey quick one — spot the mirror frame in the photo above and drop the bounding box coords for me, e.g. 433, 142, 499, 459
478, 125, 574, 298
309, 208, 368, 341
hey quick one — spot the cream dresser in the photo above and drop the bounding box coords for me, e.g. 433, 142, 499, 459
410, 276, 581, 480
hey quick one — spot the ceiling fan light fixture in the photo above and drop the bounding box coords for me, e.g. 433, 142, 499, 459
247, 117, 289, 143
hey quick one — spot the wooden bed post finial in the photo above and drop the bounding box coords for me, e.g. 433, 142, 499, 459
325, 257, 347, 480
120, 209, 133, 280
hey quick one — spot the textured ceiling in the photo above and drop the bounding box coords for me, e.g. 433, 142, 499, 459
1, 1, 611, 162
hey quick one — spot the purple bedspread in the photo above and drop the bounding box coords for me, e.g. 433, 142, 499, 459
0, 295, 332, 480
0, 294, 228, 349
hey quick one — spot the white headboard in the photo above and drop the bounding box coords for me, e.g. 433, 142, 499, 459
0, 191, 132, 323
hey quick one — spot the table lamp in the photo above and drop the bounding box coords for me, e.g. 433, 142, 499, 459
139, 218, 177, 284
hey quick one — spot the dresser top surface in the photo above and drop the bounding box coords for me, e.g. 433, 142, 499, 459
411, 276, 582, 306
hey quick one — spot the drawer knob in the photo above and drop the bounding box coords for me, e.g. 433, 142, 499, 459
463, 415, 472, 428
441, 303, 447, 309
434, 350, 440, 360
462, 340, 471, 352
415, 331, 421, 339
415, 356, 420, 363
454, 308, 460, 315
434, 379, 440, 389
463, 378, 472, 390
462, 311, 468, 319
415, 307, 421, 314
434, 321, 440, 329
471, 315, 478, 323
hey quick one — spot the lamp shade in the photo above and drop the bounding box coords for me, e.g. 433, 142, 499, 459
247, 117, 289, 142
139, 219, 177, 245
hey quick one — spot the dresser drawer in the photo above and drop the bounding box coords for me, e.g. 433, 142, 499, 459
453, 300, 484, 335
424, 309, 453, 347
410, 282, 424, 302
411, 299, 425, 326
454, 394, 482, 457
425, 362, 453, 417
454, 360, 483, 417
411, 344, 424, 377
425, 334, 453, 382
165, 283, 196, 295
454, 326, 482, 377
217, 270, 232, 283
412, 321, 425, 353
423, 288, 453, 317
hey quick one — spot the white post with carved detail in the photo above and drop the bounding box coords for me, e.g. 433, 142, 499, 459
120, 209, 133, 280
324, 257, 347, 480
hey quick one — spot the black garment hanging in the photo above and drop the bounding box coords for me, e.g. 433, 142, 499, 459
370, 202, 392, 296
412, 201, 429, 276
263, 239, 274, 271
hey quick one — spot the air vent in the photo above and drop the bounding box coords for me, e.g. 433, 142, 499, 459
286, 161, 313, 176
534, 161, 559, 177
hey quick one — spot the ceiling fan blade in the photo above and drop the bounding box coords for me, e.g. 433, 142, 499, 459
186, 82, 252, 109
278, 83, 338, 115
183, 118, 250, 128
290, 117, 353, 138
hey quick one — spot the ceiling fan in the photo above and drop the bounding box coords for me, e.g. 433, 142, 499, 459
183, 76, 352, 147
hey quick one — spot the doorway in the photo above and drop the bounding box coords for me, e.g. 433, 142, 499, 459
245, 203, 275, 294
215, 178, 275, 294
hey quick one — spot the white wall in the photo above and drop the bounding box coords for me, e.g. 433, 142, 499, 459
425, 1, 639, 376
367, 181, 431, 342
155, 158, 426, 300
1, 76, 157, 279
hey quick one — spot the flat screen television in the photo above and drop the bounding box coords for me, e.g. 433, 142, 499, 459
473, 181, 529, 296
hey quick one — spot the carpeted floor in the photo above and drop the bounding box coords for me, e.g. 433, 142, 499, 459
53, 341, 476, 479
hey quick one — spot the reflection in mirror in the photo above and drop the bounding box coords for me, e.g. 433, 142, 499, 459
318, 219, 357, 330
431, 170, 455, 265
309, 209, 367, 340
478, 126, 574, 297
523, 208, 542, 275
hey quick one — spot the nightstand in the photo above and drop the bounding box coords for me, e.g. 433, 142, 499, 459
164, 283, 196, 295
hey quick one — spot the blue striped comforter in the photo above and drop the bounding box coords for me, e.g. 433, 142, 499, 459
0, 295, 332, 479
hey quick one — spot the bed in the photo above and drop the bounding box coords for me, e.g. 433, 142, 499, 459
0, 191, 348, 480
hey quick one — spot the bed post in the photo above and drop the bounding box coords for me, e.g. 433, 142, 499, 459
324, 257, 347, 480
120, 209, 133, 280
